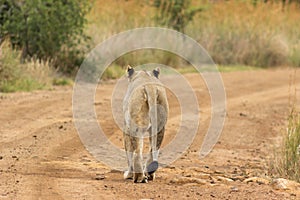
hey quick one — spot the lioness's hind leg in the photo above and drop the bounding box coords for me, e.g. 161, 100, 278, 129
146, 126, 165, 180
123, 131, 134, 179
132, 137, 147, 183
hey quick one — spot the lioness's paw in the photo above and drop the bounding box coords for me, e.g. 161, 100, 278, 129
124, 170, 133, 179
133, 173, 148, 183
147, 173, 155, 181
146, 161, 159, 174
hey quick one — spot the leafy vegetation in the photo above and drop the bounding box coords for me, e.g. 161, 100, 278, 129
0, 0, 91, 73
102, 65, 125, 80
152, 0, 205, 33
52, 77, 73, 86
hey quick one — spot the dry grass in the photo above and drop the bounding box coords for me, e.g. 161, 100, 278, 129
188, 1, 300, 67
87, 0, 155, 44
86, 0, 300, 68
271, 108, 300, 183
0, 40, 54, 92
270, 70, 300, 182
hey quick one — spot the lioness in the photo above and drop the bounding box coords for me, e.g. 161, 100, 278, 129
123, 66, 168, 183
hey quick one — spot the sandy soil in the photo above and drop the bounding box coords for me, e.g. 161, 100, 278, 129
0, 69, 300, 200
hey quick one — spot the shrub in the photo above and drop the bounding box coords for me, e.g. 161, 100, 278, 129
102, 65, 125, 80
0, 0, 91, 73
289, 45, 300, 67
153, 0, 204, 33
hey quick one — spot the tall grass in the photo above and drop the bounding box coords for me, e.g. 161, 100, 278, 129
188, 1, 300, 67
271, 108, 300, 182
0, 40, 54, 92
283, 109, 300, 182
87, 0, 190, 69
87, 0, 155, 44
87, 0, 300, 68
270, 72, 300, 182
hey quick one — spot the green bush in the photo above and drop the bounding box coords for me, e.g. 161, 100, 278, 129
289, 46, 300, 67
102, 65, 125, 80
153, 0, 204, 33
0, 0, 91, 73
52, 77, 73, 86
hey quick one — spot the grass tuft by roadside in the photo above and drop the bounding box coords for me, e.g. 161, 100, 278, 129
0, 40, 72, 92
283, 109, 300, 182
272, 109, 300, 183
270, 71, 300, 183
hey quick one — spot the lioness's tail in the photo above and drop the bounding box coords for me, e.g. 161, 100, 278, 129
145, 85, 160, 162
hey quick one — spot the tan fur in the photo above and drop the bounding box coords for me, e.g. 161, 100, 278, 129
123, 66, 168, 183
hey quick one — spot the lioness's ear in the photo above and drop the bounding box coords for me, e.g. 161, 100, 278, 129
126, 65, 134, 78
153, 67, 160, 78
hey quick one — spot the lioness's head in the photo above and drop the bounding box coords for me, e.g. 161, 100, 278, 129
126, 65, 160, 81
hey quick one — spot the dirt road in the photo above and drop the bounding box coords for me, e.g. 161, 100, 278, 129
0, 69, 300, 200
